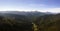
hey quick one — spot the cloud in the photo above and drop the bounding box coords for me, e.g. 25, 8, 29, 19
38, 8, 60, 13
46, 8, 60, 13
29, 4, 46, 6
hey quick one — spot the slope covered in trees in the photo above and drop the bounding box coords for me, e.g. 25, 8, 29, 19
0, 15, 33, 31
34, 13, 60, 31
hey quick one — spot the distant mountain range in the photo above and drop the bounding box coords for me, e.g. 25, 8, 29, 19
0, 11, 54, 22
0, 11, 53, 18
0, 11, 53, 15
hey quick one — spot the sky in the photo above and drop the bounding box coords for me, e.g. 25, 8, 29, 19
0, 0, 60, 13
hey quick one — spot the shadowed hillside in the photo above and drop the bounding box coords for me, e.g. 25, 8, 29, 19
0, 16, 33, 31
34, 13, 60, 31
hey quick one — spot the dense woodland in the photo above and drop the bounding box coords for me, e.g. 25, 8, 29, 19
0, 16, 33, 31
0, 12, 60, 31
34, 13, 60, 31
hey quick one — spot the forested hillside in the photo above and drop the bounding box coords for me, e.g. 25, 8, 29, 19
34, 13, 60, 31
0, 15, 33, 31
